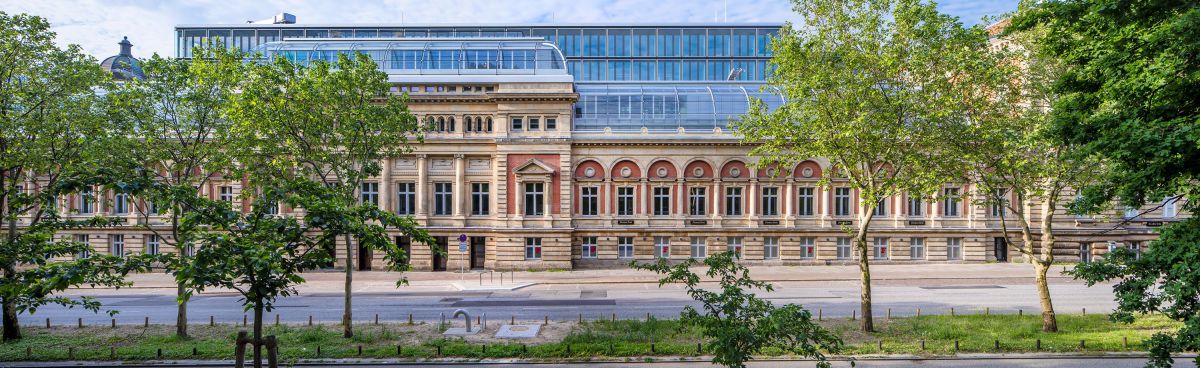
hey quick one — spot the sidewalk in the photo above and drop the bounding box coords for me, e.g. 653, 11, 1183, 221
71, 263, 1076, 295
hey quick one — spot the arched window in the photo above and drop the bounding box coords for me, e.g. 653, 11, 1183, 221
486, 117, 493, 132
448, 117, 456, 132
437, 117, 446, 132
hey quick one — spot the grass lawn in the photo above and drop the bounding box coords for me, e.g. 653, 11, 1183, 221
0, 314, 1180, 362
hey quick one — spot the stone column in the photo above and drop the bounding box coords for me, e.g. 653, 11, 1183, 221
712, 179, 722, 220
416, 155, 428, 217
602, 179, 613, 217
748, 179, 758, 218
543, 179, 552, 218
640, 178, 649, 217
784, 178, 795, 225
380, 158, 392, 213
515, 179, 524, 219
454, 154, 465, 218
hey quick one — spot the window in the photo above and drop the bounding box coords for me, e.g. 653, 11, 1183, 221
653, 187, 671, 216
874, 200, 887, 217
525, 238, 542, 260
146, 235, 160, 255
617, 187, 634, 216
1129, 242, 1142, 260
618, 236, 634, 259
836, 237, 852, 259
524, 182, 545, 216
1079, 242, 1091, 263
434, 183, 453, 215
690, 237, 706, 258
219, 186, 234, 205
727, 237, 743, 257
397, 182, 415, 215
511, 116, 523, 131
74, 234, 90, 259
1163, 197, 1178, 218
943, 188, 961, 217
689, 187, 707, 216
110, 234, 125, 257
873, 238, 888, 260
799, 237, 816, 259
907, 196, 924, 217
112, 193, 129, 215
581, 236, 597, 258
761, 187, 778, 216
546, 118, 557, 130
992, 188, 1008, 217
763, 237, 779, 260
947, 237, 962, 260
360, 182, 379, 206
528, 117, 540, 130
654, 236, 671, 259
910, 238, 925, 260
725, 187, 743, 216
79, 188, 95, 214
146, 200, 158, 215
797, 187, 815, 216
1123, 206, 1139, 219
181, 243, 194, 257
471, 183, 490, 216
580, 186, 599, 216
834, 188, 852, 216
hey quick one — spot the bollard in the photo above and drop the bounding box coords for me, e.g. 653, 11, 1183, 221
652, 343, 656, 353
275, 314, 280, 326
852, 310, 856, 320
579, 313, 582, 323
887, 308, 891, 320
994, 340, 999, 350
408, 313, 413, 325
308, 315, 313, 326
483, 344, 487, 354
209, 316, 214, 326
1019, 309, 1023, 316
1123, 336, 1129, 349
877, 340, 883, 350
511, 315, 515, 324
192, 347, 197, 356
357, 345, 362, 356
112, 318, 116, 328
1036, 339, 1041, 350
544, 315, 548, 325
1080, 340, 1086, 349
818, 308, 823, 321
612, 313, 616, 322
916, 308, 921, 318
78, 318, 83, 328
954, 340, 959, 351
697, 342, 702, 353
522, 344, 527, 354
437, 345, 442, 356
477, 315, 481, 326
1083, 307, 1087, 315
920, 340, 925, 350
646, 312, 651, 321
397, 344, 402, 355
145, 316, 149, 327
157, 348, 162, 358
68, 347, 74, 359
986, 307, 990, 316
375, 314, 379, 325
951, 307, 956, 316
316, 345, 321, 357
45, 318, 50, 328
479, 272, 483, 285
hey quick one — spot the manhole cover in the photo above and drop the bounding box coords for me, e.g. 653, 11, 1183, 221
496, 324, 541, 339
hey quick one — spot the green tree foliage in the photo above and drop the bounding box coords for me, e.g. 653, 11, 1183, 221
0, 12, 154, 341
1013, 0, 1200, 365
633, 252, 842, 368
105, 45, 243, 338
226, 51, 428, 338
736, 0, 984, 332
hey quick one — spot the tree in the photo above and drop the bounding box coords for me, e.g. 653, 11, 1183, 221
226, 52, 427, 338
0, 12, 153, 340
106, 45, 241, 338
954, 22, 1105, 333
633, 252, 842, 368
736, 0, 982, 332
1012, 0, 1200, 365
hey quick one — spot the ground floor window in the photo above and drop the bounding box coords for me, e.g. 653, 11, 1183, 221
947, 237, 962, 260
146, 235, 160, 255
873, 238, 888, 260
109, 234, 125, 257
836, 237, 852, 259
74, 234, 90, 259
1129, 241, 1142, 260
763, 237, 779, 260
581, 236, 597, 259
910, 238, 925, 260
1079, 242, 1091, 263
525, 238, 542, 260
690, 237, 706, 258
799, 237, 815, 259
618, 236, 634, 259
654, 236, 670, 259
727, 237, 743, 258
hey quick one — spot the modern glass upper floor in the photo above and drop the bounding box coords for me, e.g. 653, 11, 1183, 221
175, 24, 782, 81
255, 38, 567, 74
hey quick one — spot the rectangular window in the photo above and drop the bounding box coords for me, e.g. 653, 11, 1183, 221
145, 234, 160, 255
690, 236, 706, 258
763, 237, 779, 260
727, 236, 743, 257
797, 187, 815, 216
654, 236, 671, 259
75, 234, 90, 259
910, 238, 925, 260
546, 118, 557, 130
397, 182, 415, 215
653, 187, 671, 216
947, 237, 962, 260
511, 116, 523, 131
525, 238, 542, 260
471, 183, 490, 216
581, 236, 597, 258
580, 186, 599, 216
110, 234, 125, 257
799, 237, 816, 259
761, 187, 778, 216
219, 186, 234, 205
618, 236, 634, 259
146, 200, 158, 215
836, 237, 852, 259
1163, 197, 1178, 218
360, 182, 379, 205
873, 238, 888, 260
528, 117, 540, 130
725, 187, 743, 216
434, 182, 453, 215
992, 188, 1008, 217
943, 188, 961, 217
113, 193, 129, 215
79, 188, 95, 214
874, 199, 887, 217
524, 182, 544, 216
689, 187, 707, 216
834, 188, 851, 216
908, 196, 924, 217
658, 29, 680, 56
617, 187, 635, 216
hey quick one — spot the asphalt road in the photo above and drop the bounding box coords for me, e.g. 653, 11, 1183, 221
22, 277, 1117, 326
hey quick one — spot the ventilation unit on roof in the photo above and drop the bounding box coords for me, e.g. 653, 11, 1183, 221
251, 12, 296, 25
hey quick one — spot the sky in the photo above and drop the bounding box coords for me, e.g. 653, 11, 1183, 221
0, 0, 1020, 59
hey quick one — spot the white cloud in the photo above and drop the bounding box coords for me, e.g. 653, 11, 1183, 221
0, 0, 1016, 59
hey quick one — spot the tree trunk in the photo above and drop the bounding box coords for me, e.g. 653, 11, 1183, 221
342, 233, 354, 338
2, 295, 19, 341
1036, 194, 1059, 332
856, 212, 875, 333
176, 282, 187, 338
1033, 261, 1057, 332
253, 304, 264, 368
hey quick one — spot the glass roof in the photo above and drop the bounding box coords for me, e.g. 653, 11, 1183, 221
573, 83, 785, 132
255, 38, 567, 74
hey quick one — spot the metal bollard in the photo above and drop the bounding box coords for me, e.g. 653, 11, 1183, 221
954, 340, 959, 351
920, 340, 925, 350
144, 316, 149, 327
887, 308, 891, 320
45, 318, 50, 328
1019, 309, 1023, 316
308, 315, 313, 326
951, 307, 955, 316
375, 314, 379, 325
852, 310, 856, 320
78, 318, 83, 328
275, 314, 280, 326
112, 318, 117, 328
209, 316, 214, 326
409, 314, 413, 325
916, 308, 921, 318
1036, 339, 1041, 350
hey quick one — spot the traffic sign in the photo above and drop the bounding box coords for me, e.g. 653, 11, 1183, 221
458, 233, 468, 253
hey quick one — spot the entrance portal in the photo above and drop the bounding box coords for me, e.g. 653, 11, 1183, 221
433, 236, 448, 271
357, 239, 372, 271
470, 236, 486, 269
994, 237, 1008, 262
